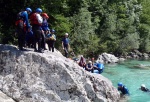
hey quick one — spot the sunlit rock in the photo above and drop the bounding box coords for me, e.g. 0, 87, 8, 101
0, 44, 120, 102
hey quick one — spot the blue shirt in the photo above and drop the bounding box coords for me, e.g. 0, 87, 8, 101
21, 11, 30, 28
62, 37, 69, 45
42, 19, 49, 31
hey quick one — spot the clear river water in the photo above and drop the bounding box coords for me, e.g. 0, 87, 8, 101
101, 59, 150, 102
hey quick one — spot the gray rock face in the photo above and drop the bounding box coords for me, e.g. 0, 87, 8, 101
0, 91, 15, 102
0, 44, 120, 102
98, 53, 121, 64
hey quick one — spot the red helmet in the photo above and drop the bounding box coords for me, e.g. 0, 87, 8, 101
41, 13, 49, 19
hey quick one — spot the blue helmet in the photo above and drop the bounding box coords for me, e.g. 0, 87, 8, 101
118, 82, 123, 87
36, 8, 42, 13
26, 7, 32, 12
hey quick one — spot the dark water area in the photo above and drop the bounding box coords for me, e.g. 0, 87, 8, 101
102, 59, 150, 102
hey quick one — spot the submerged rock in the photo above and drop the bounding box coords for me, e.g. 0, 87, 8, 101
133, 64, 150, 69
0, 44, 120, 102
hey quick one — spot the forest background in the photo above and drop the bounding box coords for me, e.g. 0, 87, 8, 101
0, 0, 150, 58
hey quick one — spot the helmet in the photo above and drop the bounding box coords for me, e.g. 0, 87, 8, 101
65, 33, 68, 36
36, 8, 42, 13
41, 13, 49, 19
51, 29, 55, 32
141, 84, 146, 88
118, 82, 123, 87
88, 61, 92, 64
26, 7, 32, 12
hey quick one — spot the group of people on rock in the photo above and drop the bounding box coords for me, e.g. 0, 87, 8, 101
77, 55, 104, 74
117, 82, 150, 97
15, 7, 70, 57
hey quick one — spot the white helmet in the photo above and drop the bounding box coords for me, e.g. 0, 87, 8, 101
88, 61, 92, 64
65, 33, 68, 36
141, 84, 146, 88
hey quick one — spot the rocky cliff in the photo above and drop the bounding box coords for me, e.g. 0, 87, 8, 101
0, 44, 120, 102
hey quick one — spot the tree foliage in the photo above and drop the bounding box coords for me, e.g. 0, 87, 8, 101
0, 0, 149, 57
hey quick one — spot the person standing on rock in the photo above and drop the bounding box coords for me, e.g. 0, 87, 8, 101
62, 33, 70, 58
15, 7, 32, 50
117, 82, 129, 96
41, 13, 50, 50
47, 29, 56, 52
30, 8, 43, 53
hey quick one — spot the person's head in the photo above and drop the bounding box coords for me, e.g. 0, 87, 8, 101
141, 84, 146, 89
92, 57, 94, 61
36, 8, 42, 14
51, 29, 55, 34
41, 13, 49, 19
65, 33, 68, 37
118, 82, 123, 88
88, 61, 92, 64
26, 7, 32, 14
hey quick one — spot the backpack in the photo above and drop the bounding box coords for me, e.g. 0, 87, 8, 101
17, 11, 24, 20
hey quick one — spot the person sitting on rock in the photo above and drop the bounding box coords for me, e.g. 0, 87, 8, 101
78, 55, 86, 68
118, 82, 129, 96
140, 84, 150, 92
85, 61, 94, 73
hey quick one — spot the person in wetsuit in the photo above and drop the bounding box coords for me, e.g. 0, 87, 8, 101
118, 82, 129, 96
140, 84, 150, 92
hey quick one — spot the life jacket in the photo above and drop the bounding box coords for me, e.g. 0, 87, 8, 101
16, 11, 27, 31
15, 20, 26, 31
30, 13, 42, 26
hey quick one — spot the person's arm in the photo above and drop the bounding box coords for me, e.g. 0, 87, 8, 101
22, 11, 30, 29
36, 14, 43, 25
62, 41, 64, 49
53, 35, 56, 41
68, 38, 70, 50
124, 87, 130, 95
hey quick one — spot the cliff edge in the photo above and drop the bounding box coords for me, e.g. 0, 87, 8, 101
0, 44, 119, 102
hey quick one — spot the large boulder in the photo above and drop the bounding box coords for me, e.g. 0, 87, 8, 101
0, 44, 120, 102
97, 53, 120, 64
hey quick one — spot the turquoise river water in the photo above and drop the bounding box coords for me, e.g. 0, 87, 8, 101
101, 59, 150, 102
